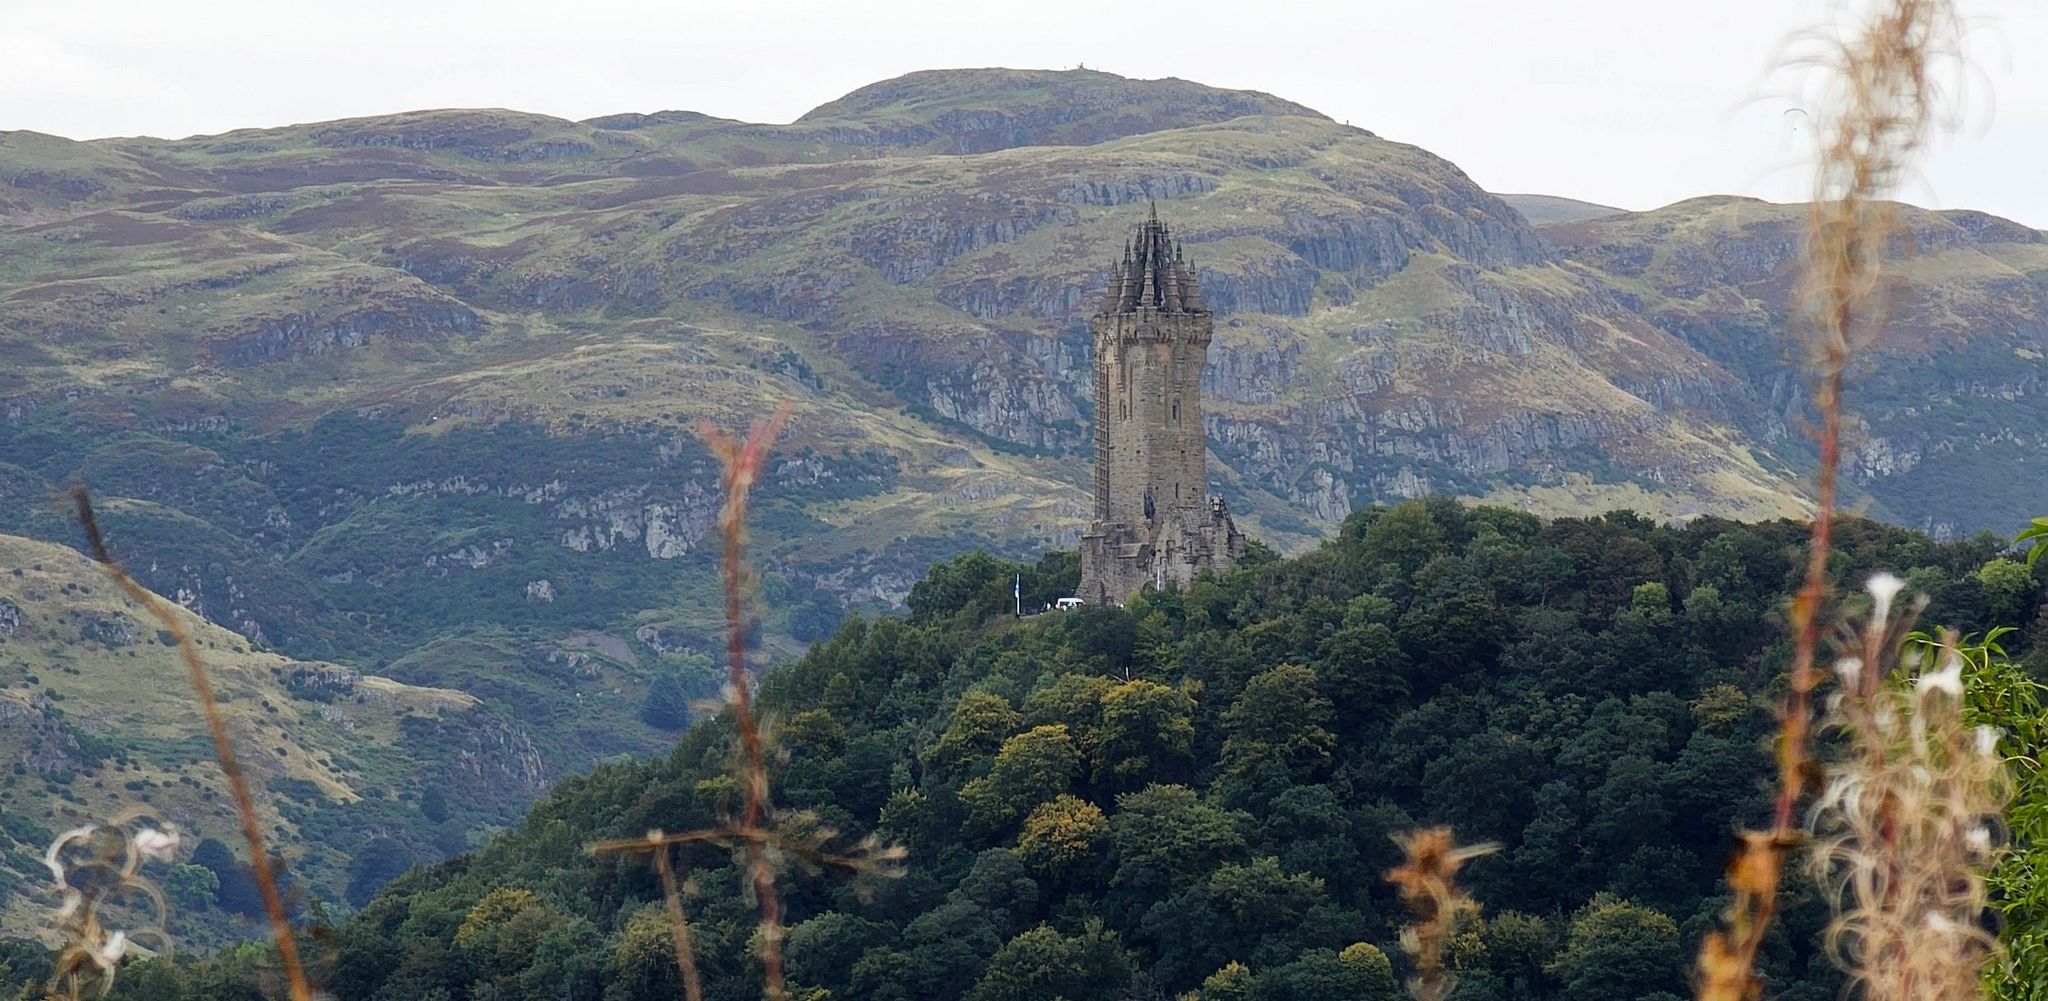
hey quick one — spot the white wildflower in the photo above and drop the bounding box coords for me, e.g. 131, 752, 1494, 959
94, 930, 127, 968
1865, 571, 1906, 621
1975, 726, 2003, 757
1835, 657, 1864, 685
1918, 659, 1964, 698
1966, 825, 1993, 855
43, 824, 97, 880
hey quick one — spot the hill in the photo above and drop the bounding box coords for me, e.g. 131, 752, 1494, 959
0, 530, 682, 943
1538, 195, 2048, 537
5, 68, 2048, 921
1495, 193, 1624, 225
48, 499, 2036, 1001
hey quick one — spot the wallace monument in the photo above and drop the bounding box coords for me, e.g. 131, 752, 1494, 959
1077, 207, 1246, 605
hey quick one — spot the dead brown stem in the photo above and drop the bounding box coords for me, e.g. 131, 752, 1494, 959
1695, 3, 1958, 998
1385, 827, 1497, 1001
70, 488, 314, 1001
652, 839, 706, 1001
702, 405, 793, 1000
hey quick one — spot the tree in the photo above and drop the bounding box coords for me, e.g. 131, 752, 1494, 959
1016, 794, 1110, 881
1067, 605, 1138, 667
1976, 558, 2036, 626
1195, 961, 1256, 1001
959, 725, 1081, 835
1546, 894, 1685, 1001
1256, 947, 1389, 1001
162, 862, 220, 913
344, 836, 415, 907
1338, 942, 1401, 1000
1397, 590, 1507, 684
786, 912, 895, 996
1314, 623, 1410, 736
1021, 673, 1113, 735
604, 903, 682, 1001
1479, 911, 1558, 999
927, 691, 1023, 780
1221, 665, 1336, 780
1203, 857, 1326, 944
1359, 501, 1448, 576
1110, 785, 1248, 895
1420, 728, 1543, 842
639, 668, 694, 730
966, 923, 1131, 1001
910, 550, 1020, 623
418, 785, 450, 824
1094, 680, 1196, 786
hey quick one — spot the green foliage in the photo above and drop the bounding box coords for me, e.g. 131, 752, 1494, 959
1194, 960, 1255, 1001
1220, 665, 1335, 780
926, 691, 1023, 780
1016, 794, 1110, 880
640, 668, 696, 731
1955, 629, 2048, 1000
2016, 516, 2048, 566
966, 923, 1131, 1001
1546, 894, 1685, 1001
88, 500, 2033, 1001
960, 725, 1082, 835
161, 863, 221, 913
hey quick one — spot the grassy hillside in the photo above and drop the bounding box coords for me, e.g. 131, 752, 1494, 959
0, 533, 555, 943
1495, 193, 1625, 225
1541, 195, 2048, 536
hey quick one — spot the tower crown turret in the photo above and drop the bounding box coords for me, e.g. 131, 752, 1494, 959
1100, 203, 1207, 315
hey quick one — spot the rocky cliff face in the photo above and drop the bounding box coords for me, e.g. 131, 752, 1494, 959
1542, 196, 2048, 536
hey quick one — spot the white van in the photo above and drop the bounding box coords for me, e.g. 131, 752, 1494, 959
1053, 597, 1085, 611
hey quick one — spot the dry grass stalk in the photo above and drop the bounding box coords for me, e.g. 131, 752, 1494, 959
704, 407, 794, 1000
1696, 3, 1958, 998
1385, 827, 1497, 1001
69, 488, 315, 1001
592, 408, 903, 1000
1810, 585, 2008, 1001
40, 811, 176, 999
650, 837, 706, 1001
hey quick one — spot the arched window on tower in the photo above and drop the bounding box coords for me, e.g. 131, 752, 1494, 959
1172, 401, 1179, 422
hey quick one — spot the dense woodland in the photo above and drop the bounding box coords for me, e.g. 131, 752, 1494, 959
6, 499, 2043, 1001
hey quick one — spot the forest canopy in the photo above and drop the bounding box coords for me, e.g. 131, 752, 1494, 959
13, 499, 2042, 1001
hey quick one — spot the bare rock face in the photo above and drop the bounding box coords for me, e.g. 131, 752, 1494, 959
1543, 196, 2048, 535
0, 692, 81, 774
554, 483, 718, 560
82, 612, 142, 647
449, 716, 549, 793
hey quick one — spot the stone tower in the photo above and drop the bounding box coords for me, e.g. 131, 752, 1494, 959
1077, 206, 1244, 605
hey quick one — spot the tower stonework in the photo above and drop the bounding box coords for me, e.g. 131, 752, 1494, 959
1078, 207, 1244, 605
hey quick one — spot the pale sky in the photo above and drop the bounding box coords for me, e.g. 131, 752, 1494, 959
3, 0, 2044, 225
